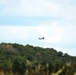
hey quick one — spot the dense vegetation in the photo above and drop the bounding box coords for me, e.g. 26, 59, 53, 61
0, 42, 76, 75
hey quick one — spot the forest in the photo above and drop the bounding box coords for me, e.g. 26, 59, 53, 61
0, 42, 76, 75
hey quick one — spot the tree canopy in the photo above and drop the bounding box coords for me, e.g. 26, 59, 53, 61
0, 43, 76, 75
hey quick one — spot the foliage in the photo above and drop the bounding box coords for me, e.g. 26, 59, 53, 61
0, 42, 76, 75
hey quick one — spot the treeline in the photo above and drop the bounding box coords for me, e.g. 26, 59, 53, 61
0, 42, 76, 75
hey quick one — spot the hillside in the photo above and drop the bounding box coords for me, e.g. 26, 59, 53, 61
0, 42, 76, 75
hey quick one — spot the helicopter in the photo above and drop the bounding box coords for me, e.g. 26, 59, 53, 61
38, 37, 45, 40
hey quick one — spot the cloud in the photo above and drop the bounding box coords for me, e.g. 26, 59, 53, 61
59, 6, 76, 21
0, 23, 76, 45
0, 0, 76, 22
38, 23, 76, 46
0, 0, 76, 56
0, 0, 60, 17
0, 23, 76, 55
0, 26, 29, 43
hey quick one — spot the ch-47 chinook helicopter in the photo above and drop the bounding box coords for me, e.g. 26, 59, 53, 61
38, 37, 45, 40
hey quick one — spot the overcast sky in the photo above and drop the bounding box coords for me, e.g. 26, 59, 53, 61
0, 0, 76, 56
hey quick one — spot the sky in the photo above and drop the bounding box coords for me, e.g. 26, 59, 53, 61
0, 0, 76, 56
